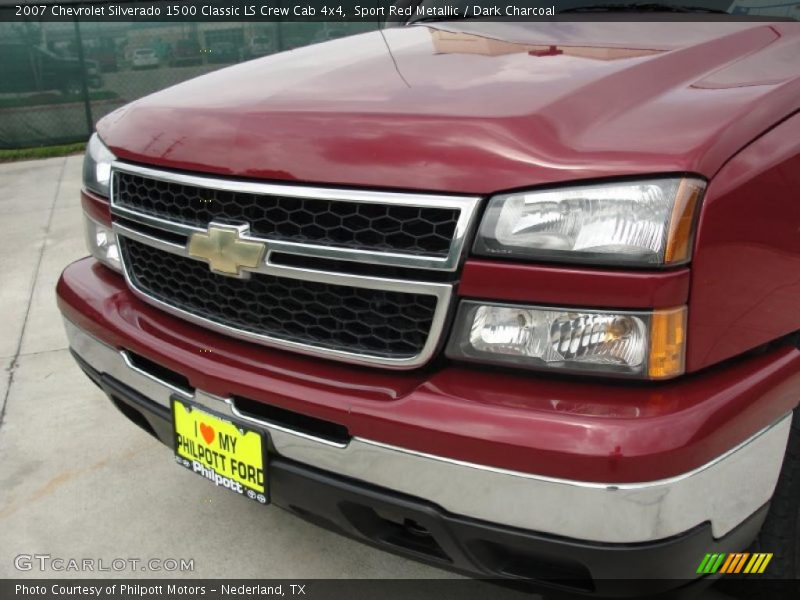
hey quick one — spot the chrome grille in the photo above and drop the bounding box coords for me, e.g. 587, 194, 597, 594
110, 162, 480, 368
114, 171, 460, 257
120, 237, 438, 359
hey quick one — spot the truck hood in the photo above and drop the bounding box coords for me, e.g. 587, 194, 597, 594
98, 21, 800, 194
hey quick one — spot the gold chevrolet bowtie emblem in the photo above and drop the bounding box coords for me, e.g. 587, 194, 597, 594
187, 224, 266, 277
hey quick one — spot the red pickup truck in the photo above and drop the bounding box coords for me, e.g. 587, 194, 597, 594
57, 15, 800, 595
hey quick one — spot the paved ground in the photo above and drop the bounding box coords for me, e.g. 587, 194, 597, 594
0, 156, 453, 580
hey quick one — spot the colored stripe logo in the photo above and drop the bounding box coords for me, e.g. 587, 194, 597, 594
697, 553, 773, 574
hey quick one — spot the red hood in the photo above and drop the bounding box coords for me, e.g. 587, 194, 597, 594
98, 21, 800, 194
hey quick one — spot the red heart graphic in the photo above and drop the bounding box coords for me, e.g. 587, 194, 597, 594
199, 423, 215, 446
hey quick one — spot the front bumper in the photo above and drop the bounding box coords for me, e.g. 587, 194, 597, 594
58, 258, 798, 590
70, 335, 769, 596
63, 313, 792, 543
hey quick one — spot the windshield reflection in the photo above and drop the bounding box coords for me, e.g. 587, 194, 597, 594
430, 28, 666, 58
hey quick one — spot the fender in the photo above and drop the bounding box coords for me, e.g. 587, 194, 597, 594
688, 111, 800, 371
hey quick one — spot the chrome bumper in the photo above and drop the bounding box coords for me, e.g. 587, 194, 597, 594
65, 318, 791, 544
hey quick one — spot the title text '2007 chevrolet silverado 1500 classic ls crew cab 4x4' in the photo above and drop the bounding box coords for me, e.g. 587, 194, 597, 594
57, 12, 800, 596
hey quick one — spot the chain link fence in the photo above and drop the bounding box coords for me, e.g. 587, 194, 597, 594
0, 21, 379, 149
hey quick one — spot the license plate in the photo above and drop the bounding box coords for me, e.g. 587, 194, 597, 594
172, 398, 268, 504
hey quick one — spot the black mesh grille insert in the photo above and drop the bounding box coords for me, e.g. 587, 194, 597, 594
120, 238, 438, 359
114, 172, 459, 257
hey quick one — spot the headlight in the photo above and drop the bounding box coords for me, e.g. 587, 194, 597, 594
84, 215, 121, 272
446, 301, 686, 379
83, 133, 115, 196
473, 178, 705, 267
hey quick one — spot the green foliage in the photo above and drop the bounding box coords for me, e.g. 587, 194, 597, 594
0, 142, 86, 163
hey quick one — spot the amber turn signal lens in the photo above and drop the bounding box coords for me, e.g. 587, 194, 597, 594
648, 307, 687, 379
664, 180, 704, 265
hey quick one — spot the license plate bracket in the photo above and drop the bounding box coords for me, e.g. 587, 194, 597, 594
172, 396, 269, 505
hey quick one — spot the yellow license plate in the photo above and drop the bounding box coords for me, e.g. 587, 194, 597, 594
172, 398, 267, 504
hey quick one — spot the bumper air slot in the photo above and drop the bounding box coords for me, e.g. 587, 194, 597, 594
233, 395, 351, 445
340, 503, 452, 563
467, 539, 594, 590
109, 395, 159, 439
125, 350, 194, 395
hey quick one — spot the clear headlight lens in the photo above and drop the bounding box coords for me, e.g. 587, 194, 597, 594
82, 133, 115, 197
446, 302, 686, 379
84, 215, 121, 272
474, 178, 705, 266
